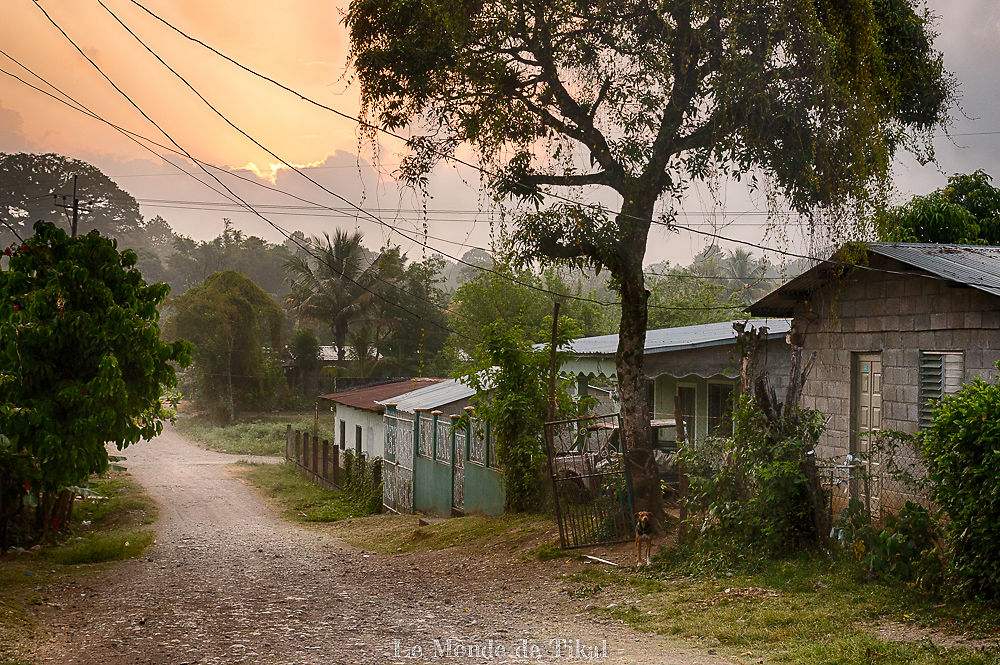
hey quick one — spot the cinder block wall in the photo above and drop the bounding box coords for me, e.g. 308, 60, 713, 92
792, 255, 1000, 463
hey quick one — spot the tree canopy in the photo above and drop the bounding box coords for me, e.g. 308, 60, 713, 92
346, 0, 951, 518
880, 171, 1000, 244
0, 221, 190, 544
165, 271, 284, 422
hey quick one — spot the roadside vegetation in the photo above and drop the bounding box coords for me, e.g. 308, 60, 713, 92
560, 550, 1000, 665
0, 471, 156, 660
175, 411, 337, 457
231, 461, 378, 522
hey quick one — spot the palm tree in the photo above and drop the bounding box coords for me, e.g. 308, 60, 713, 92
283, 230, 399, 363
722, 248, 767, 303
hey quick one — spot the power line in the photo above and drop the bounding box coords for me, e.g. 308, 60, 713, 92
30, 1, 477, 342
122, 0, 993, 294
82, 0, 745, 313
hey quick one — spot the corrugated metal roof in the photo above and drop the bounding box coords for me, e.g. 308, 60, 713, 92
563, 319, 792, 357
868, 243, 1000, 298
378, 378, 476, 413
319, 378, 446, 413
748, 243, 1000, 316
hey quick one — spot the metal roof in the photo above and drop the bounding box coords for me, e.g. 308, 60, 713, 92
868, 243, 1000, 297
377, 378, 476, 413
563, 319, 792, 357
319, 378, 446, 413
748, 243, 1000, 316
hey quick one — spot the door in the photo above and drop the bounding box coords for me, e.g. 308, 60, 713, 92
676, 385, 697, 444
852, 353, 882, 517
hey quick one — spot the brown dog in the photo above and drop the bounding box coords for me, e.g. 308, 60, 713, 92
634, 511, 654, 567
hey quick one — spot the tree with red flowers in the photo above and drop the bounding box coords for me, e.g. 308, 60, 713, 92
0, 221, 190, 548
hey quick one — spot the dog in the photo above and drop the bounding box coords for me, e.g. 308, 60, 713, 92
634, 511, 654, 567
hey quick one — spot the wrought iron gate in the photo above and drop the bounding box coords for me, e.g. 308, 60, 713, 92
383, 413, 414, 513
544, 413, 634, 548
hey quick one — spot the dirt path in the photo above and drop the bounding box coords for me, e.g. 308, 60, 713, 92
19, 427, 729, 665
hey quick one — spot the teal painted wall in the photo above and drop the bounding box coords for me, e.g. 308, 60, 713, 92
464, 462, 505, 515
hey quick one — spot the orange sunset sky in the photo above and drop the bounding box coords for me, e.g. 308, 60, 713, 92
1, 1, 1000, 266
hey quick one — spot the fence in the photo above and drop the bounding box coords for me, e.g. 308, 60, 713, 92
284, 425, 382, 494
382, 406, 504, 517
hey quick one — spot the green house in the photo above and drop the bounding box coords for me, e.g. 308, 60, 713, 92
561, 319, 792, 447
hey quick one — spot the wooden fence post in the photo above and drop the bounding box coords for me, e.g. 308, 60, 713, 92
312, 432, 319, 475
303, 432, 311, 472
322, 439, 330, 479
295, 430, 302, 464
332, 445, 340, 486
285, 424, 292, 461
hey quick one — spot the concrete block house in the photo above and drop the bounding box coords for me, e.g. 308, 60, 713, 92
748, 243, 1000, 517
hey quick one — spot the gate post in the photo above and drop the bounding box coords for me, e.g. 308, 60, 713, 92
431, 410, 442, 460
449, 413, 459, 510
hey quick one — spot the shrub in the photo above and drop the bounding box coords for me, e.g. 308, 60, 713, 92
679, 394, 826, 554
922, 372, 1000, 598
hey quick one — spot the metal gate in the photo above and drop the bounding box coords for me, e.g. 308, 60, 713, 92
383, 413, 414, 513
453, 425, 466, 513
544, 413, 634, 549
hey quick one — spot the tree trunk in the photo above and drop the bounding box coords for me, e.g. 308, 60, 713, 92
614, 201, 664, 529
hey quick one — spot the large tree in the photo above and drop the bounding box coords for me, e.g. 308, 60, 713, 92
345, 0, 951, 518
0, 152, 145, 243
166, 271, 284, 422
0, 222, 190, 546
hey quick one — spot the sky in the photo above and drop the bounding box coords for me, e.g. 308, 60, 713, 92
1, 0, 999, 268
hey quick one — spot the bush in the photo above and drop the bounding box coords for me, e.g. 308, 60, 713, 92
679, 394, 826, 555
835, 499, 944, 589
922, 372, 1000, 598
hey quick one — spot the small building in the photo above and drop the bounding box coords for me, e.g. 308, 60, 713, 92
748, 243, 1000, 516
562, 319, 792, 446
318, 378, 445, 459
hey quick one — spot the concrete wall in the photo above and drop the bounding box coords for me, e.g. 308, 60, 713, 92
333, 404, 385, 459
791, 254, 1000, 462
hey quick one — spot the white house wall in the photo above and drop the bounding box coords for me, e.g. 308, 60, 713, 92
333, 404, 386, 460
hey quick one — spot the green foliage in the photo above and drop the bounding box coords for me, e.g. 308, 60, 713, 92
165, 270, 283, 422
880, 171, 1000, 244
461, 321, 592, 512
0, 222, 189, 545
283, 229, 404, 363
289, 327, 321, 397
235, 461, 380, 522
835, 499, 944, 589
446, 265, 613, 370
921, 370, 1000, 598
49, 530, 155, 565
680, 394, 826, 554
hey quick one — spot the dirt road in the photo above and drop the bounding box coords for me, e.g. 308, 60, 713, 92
20, 427, 728, 665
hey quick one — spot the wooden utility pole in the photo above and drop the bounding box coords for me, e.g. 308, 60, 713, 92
54, 175, 81, 237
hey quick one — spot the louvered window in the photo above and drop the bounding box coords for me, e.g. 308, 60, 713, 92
919, 352, 964, 428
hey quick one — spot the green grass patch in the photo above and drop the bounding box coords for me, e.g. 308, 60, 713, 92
176, 411, 337, 456
0, 470, 156, 659
560, 549, 1000, 664
231, 461, 376, 522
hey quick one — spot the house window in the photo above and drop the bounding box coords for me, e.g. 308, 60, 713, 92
708, 383, 735, 436
355, 425, 363, 455
919, 351, 964, 428
339, 419, 346, 450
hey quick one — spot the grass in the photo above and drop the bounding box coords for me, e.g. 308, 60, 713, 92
0, 471, 156, 660
559, 549, 1000, 665
230, 461, 377, 522
330, 513, 553, 554
175, 410, 338, 457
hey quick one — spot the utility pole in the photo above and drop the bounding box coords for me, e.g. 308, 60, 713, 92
54, 175, 81, 237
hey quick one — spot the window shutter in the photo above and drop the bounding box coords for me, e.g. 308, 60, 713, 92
919, 352, 964, 428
